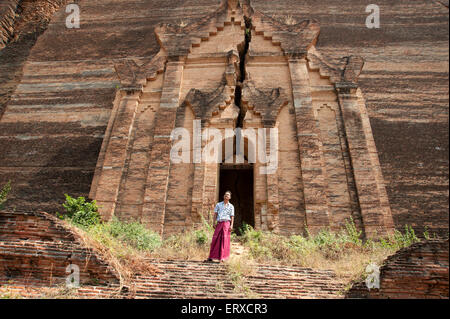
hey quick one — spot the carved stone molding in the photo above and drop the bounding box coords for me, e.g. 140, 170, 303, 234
307, 50, 365, 89
114, 52, 166, 92
181, 77, 236, 125
241, 80, 289, 127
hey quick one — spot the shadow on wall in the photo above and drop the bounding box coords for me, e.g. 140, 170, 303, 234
0, 32, 44, 120
2, 138, 103, 214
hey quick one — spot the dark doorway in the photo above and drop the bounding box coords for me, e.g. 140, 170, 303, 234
219, 164, 254, 233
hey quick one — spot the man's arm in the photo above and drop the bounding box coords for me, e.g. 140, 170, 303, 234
212, 203, 218, 228
230, 205, 234, 231
213, 212, 218, 228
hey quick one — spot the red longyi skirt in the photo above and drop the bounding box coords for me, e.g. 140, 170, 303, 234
208, 221, 231, 261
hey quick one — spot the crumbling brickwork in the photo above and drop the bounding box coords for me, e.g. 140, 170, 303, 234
0, 0, 21, 49
0, 211, 120, 287
347, 239, 449, 299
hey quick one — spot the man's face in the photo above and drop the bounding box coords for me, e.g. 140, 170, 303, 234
224, 192, 231, 201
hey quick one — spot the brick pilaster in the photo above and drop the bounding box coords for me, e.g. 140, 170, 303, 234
141, 61, 185, 234
94, 91, 141, 220
288, 58, 330, 233
336, 83, 394, 237
262, 126, 280, 232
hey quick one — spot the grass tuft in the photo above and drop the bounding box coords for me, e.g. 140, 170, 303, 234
0, 180, 11, 210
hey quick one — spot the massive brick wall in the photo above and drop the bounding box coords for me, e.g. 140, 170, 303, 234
0, 0, 68, 119
0, 0, 217, 214
87, 1, 394, 237
347, 239, 449, 298
0, 0, 448, 236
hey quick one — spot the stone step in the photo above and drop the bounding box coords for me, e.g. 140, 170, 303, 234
128, 259, 346, 299
1, 240, 346, 299
133, 284, 231, 291
133, 276, 234, 284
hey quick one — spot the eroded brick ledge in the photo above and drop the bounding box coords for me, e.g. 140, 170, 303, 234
347, 239, 449, 299
0, 210, 121, 289
0, 210, 347, 298
1, 211, 448, 299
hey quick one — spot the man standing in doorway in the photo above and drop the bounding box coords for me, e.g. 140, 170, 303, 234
206, 191, 234, 263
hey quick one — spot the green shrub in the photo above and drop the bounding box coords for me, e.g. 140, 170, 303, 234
0, 180, 11, 210
195, 229, 208, 246
62, 194, 100, 228
248, 241, 272, 259
422, 226, 438, 240
344, 217, 363, 245
379, 225, 420, 249
393, 225, 420, 248
101, 218, 162, 252
237, 222, 250, 236
423, 226, 431, 240
150, 218, 214, 260
313, 228, 337, 246
239, 223, 262, 243
399, 225, 419, 246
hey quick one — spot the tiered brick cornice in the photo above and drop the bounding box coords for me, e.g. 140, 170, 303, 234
307, 51, 365, 88
154, 0, 246, 59
242, 0, 320, 58
241, 80, 289, 127
114, 52, 167, 93
182, 77, 235, 124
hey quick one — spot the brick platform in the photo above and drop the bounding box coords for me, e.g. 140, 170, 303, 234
2, 210, 448, 299
1, 259, 348, 299
0, 210, 347, 299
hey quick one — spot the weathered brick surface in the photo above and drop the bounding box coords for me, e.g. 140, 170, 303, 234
0, 0, 447, 239
0, 211, 75, 241
0, 0, 20, 49
0, 211, 120, 287
0, 240, 119, 287
1, 259, 348, 299
347, 239, 449, 299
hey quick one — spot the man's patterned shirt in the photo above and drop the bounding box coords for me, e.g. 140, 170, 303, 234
214, 201, 235, 222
